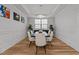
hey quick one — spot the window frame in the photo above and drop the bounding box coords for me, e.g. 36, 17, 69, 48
35, 18, 48, 29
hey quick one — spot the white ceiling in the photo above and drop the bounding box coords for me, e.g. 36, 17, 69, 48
21, 4, 60, 17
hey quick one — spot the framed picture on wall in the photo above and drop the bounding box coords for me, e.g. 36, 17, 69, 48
21, 16, 25, 23
0, 4, 10, 19
5, 8, 10, 19
13, 12, 20, 21
0, 4, 6, 17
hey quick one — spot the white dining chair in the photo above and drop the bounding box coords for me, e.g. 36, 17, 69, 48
47, 31, 54, 46
30, 30, 34, 35
48, 30, 51, 35
43, 31, 48, 36
27, 31, 35, 47
35, 32, 47, 54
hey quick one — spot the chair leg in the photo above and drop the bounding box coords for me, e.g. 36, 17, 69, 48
50, 41, 53, 47
50, 42, 52, 46
44, 46, 46, 54
29, 41, 31, 47
36, 46, 38, 54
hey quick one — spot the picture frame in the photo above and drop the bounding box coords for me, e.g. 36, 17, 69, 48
21, 16, 25, 23
13, 12, 20, 21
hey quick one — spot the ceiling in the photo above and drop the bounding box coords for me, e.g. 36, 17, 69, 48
21, 4, 60, 17
14, 4, 66, 17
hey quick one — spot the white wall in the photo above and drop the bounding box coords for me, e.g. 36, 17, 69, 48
0, 4, 28, 53
28, 17, 54, 30
55, 5, 79, 52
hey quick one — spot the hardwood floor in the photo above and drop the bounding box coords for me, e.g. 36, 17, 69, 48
1, 37, 79, 55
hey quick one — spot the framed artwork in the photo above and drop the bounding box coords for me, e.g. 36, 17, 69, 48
21, 16, 25, 23
13, 12, 20, 21
5, 8, 10, 19
0, 4, 10, 19
0, 4, 5, 17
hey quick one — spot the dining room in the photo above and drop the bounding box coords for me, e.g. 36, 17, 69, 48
0, 4, 79, 55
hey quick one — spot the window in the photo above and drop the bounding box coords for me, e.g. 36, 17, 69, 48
35, 15, 48, 29
42, 19, 47, 29
35, 19, 41, 29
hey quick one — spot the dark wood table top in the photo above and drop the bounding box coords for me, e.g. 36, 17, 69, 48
31, 34, 50, 37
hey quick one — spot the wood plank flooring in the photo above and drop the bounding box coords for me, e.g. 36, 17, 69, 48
1, 37, 79, 55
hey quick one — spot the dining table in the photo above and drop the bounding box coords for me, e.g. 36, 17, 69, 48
31, 31, 50, 37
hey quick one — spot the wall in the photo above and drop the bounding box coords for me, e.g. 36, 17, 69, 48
55, 5, 79, 52
0, 4, 28, 53
28, 17, 54, 30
